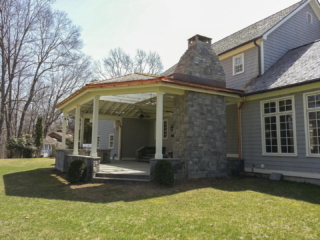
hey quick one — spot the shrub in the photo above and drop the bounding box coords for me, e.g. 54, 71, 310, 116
6, 135, 36, 158
154, 160, 174, 186
67, 160, 87, 184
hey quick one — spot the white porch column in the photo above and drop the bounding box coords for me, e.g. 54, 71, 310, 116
91, 95, 100, 157
61, 111, 67, 149
80, 117, 84, 148
73, 105, 80, 155
155, 92, 164, 159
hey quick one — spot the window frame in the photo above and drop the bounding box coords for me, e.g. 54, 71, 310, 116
232, 53, 244, 76
109, 134, 114, 149
303, 90, 320, 157
260, 96, 297, 157
307, 12, 313, 24
97, 135, 100, 149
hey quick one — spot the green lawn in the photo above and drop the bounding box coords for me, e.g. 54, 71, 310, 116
0, 158, 320, 240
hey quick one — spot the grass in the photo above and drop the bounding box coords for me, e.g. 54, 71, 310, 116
0, 158, 320, 240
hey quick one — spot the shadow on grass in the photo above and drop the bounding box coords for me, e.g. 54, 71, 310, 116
3, 167, 320, 204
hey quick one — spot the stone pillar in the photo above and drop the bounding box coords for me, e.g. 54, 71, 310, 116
155, 92, 164, 159
61, 111, 67, 149
173, 91, 227, 178
73, 105, 80, 155
80, 117, 84, 148
91, 95, 100, 157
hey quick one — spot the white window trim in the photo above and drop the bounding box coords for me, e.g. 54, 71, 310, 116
109, 134, 114, 149
163, 119, 168, 139
303, 90, 320, 157
260, 96, 297, 157
307, 12, 313, 24
232, 53, 244, 76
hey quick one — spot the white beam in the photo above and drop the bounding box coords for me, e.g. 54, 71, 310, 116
73, 105, 80, 155
61, 112, 67, 149
91, 95, 100, 157
155, 92, 164, 159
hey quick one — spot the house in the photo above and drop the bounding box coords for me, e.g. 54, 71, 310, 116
55, 0, 320, 184
41, 136, 58, 157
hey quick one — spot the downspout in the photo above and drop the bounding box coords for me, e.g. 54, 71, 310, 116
115, 120, 122, 160
254, 40, 261, 76
237, 97, 246, 158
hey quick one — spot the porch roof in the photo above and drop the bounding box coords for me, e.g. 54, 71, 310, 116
56, 73, 243, 112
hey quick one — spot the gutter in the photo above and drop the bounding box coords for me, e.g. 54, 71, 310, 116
243, 78, 320, 96
237, 97, 246, 158
254, 40, 261, 76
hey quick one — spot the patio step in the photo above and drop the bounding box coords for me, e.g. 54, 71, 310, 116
93, 173, 150, 182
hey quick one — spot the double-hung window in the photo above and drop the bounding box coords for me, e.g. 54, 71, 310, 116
233, 53, 244, 75
163, 119, 168, 139
261, 96, 296, 156
304, 91, 320, 156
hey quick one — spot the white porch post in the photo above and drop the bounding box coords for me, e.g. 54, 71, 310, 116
91, 95, 100, 157
73, 105, 80, 155
155, 92, 164, 159
61, 111, 67, 149
80, 117, 84, 148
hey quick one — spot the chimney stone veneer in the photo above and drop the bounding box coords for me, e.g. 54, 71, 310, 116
172, 35, 227, 178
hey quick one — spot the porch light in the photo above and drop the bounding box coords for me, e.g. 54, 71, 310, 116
139, 111, 145, 119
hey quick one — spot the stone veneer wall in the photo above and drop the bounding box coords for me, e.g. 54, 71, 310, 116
173, 91, 227, 178
67, 155, 100, 181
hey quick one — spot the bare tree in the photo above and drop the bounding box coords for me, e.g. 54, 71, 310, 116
98, 48, 163, 79
0, 0, 92, 157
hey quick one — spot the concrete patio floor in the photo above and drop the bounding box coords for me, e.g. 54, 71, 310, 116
98, 160, 150, 175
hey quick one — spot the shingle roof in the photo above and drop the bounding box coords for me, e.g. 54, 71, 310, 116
92, 73, 160, 84
211, 0, 306, 55
162, 0, 307, 77
244, 40, 320, 94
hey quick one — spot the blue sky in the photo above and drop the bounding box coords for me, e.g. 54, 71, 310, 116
53, 0, 301, 70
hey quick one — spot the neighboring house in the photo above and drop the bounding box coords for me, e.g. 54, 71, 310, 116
56, 0, 320, 184
41, 136, 58, 157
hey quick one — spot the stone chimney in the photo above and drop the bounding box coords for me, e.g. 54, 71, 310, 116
173, 34, 225, 88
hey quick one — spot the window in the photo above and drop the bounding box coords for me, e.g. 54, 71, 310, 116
261, 96, 296, 156
163, 120, 168, 139
97, 135, 100, 149
109, 134, 114, 149
307, 12, 313, 24
304, 91, 320, 156
233, 53, 244, 75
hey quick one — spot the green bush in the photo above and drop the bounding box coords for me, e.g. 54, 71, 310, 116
154, 160, 174, 186
6, 135, 36, 158
67, 160, 87, 184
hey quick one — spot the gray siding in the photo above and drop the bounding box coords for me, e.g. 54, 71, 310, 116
98, 120, 119, 158
122, 118, 150, 159
226, 104, 238, 155
220, 46, 259, 89
264, 4, 320, 72
242, 88, 320, 174
148, 116, 174, 153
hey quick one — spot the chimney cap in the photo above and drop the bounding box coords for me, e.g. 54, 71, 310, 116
188, 34, 212, 45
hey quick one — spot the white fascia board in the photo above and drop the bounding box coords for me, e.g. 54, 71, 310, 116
263, 0, 312, 40
310, 0, 320, 19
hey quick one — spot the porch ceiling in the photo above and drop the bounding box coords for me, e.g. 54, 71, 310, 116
70, 92, 175, 119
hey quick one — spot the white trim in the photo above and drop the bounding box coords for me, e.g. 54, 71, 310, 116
303, 90, 320, 157
109, 134, 114, 149
163, 119, 168, 139
245, 167, 320, 180
263, 0, 311, 39
260, 96, 297, 156
232, 53, 244, 75
307, 12, 313, 24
